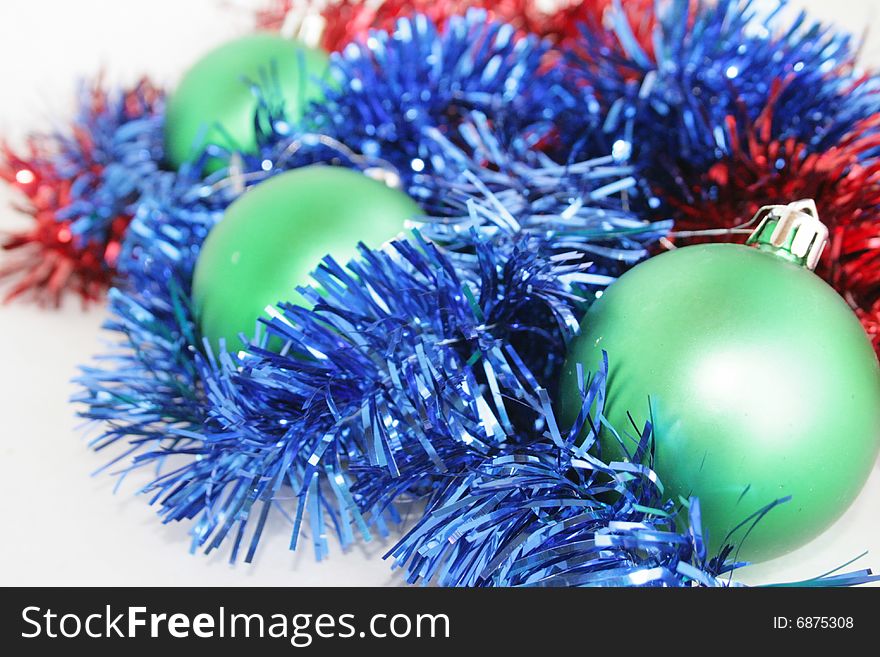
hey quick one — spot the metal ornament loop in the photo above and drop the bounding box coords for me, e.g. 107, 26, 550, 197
746, 199, 829, 271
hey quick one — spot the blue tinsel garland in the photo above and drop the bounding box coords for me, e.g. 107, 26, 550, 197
569, 0, 880, 209
49, 81, 165, 248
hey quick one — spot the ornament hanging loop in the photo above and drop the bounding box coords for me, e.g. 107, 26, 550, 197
746, 199, 829, 271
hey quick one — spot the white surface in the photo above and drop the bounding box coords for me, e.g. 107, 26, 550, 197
0, 0, 879, 587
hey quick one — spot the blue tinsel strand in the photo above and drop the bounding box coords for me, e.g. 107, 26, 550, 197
387, 441, 877, 587
307, 9, 591, 206
566, 0, 880, 189
51, 79, 165, 247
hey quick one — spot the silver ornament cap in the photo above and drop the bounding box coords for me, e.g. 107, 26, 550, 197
746, 199, 829, 271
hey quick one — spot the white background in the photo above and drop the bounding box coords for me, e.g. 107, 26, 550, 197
0, 0, 879, 587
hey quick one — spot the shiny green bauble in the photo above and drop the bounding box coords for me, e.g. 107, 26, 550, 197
559, 242, 880, 562
164, 34, 330, 170
191, 166, 421, 351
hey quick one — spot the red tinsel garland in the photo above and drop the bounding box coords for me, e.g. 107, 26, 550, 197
0, 146, 129, 306
859, 301, 880, 352
255, 0, 654, 53
0, 80, 158, 305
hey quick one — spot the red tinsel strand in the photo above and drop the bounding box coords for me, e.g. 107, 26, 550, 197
664, 80, 880, 353
0, 80, 159, 305
0, 146, 128, 306
255, 0, 655, 53
858, 301, 880, 353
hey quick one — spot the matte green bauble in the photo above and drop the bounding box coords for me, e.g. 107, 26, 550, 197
559, 201, 880, 562
164, 34, 330, 170
191, 166, 421, 351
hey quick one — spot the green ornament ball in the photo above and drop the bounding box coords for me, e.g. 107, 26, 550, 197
559, 203, 880, 562
164, 33, 330, 170
191, 166, 421, 352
